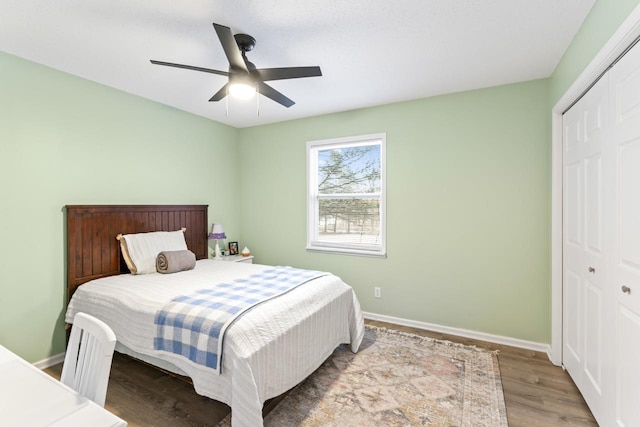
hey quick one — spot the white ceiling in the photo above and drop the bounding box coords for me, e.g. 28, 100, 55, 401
1, 0, 595, 128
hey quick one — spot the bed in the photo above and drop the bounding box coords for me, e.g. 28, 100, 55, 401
64, 205, 365, 427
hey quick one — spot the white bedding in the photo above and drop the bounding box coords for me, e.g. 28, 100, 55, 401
65, 259, 365, 427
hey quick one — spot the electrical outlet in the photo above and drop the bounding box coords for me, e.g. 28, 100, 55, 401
374, 287, 381, 298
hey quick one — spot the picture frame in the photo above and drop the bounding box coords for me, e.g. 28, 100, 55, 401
228, 241, 239, 255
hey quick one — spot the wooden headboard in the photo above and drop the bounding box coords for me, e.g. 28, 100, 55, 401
66, 205, 209, 301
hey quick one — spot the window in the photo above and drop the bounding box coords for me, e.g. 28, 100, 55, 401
307, 133, 386, 257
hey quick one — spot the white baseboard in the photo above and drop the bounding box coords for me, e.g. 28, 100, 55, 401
33, 352, 65, 370
363, 311, 553, 360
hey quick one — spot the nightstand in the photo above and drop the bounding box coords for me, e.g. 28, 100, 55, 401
218, 254, 254, 264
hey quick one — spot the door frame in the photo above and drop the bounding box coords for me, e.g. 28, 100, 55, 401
550, 4, 640, 366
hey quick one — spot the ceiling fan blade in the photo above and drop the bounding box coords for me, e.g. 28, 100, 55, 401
209, 84, 228, 102
254, 66, 322, 82
150, 60, 229, 77
213, 23, 248, 73
258, 82, 295, 108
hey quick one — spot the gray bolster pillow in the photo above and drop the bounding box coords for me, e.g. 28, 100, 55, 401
156, 250, 196, 274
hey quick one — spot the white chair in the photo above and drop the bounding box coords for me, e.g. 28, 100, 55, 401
61, 312, 117, 407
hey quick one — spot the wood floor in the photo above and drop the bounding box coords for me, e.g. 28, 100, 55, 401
45, 320, 597, 426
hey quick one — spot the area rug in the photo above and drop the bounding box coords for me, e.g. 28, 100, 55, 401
219, 325, 508, 426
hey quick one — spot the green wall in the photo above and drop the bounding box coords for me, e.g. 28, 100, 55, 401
0, 52, 240, 362
550, 0, 640, 104
238, 79, 552, 343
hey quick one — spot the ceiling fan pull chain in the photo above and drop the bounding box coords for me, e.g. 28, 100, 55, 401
225, 87, 229, 117
257, 85, 260, 117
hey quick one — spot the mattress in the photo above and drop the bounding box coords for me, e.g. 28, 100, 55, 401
65, 259, 365, 427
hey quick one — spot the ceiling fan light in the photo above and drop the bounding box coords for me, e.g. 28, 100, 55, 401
229, 82, 256, 100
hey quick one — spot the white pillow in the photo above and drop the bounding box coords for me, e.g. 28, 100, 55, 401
120, 230, 188, 275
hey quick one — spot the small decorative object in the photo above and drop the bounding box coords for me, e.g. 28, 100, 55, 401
228, 241, 239, 255
241, 247, 251, 257
208, 223, 227, 258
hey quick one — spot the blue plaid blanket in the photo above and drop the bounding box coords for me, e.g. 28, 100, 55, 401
154, 266, 328, 374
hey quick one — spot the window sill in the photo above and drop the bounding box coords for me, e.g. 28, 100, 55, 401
306, 245, 387, 258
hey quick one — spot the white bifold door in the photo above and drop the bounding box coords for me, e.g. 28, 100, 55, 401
563, 40, 640, 427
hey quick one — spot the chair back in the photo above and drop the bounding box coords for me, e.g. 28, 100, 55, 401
61, 312, 117, 407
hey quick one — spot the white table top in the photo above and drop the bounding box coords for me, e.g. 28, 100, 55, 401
0, 345, 126, 427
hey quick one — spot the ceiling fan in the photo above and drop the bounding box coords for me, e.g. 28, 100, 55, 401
150, 23, 322, 108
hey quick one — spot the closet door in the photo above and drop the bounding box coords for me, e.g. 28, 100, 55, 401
609, 40, 640, 427
562, 72, 611, 424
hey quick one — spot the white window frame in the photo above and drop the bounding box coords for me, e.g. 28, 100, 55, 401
306, 133, 386, 257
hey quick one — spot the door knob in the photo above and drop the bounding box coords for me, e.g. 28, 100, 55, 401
622, 285, 631, 294
588, 267, 596, 273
